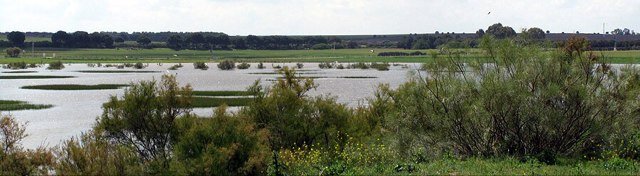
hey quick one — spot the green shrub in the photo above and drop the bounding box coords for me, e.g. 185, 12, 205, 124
47, 61, 65, 70
376, 36, 640, 160
217, 60, 235, 70
133, 62, 146, 69
348, 62, 369, 69
257, 62, 265, 69
5, 47, 21, 57
296, 63, 304, 69
318, 62, 334, 69
172, 106, 269, 175
237, 62, 251, 69
370, 62, 390, 71
193, 62, 209, 70
97, 75, 193, 166
169, 63, 183, 70
4, 62, 27, 69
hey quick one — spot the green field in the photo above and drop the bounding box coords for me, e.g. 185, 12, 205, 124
1, 48, 640, 64
0, 35, 51, 42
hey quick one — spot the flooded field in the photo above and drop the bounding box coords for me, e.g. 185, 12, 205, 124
0, 62, 420, 148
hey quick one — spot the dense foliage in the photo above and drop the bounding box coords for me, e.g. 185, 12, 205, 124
217, 60, 236, 70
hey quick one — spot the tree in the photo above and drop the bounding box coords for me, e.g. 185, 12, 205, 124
185, 33, 205, 49
526, 27, 546, 40
5, 47, 21, 57
623, 28, 631, 35
1, 114, 54, 175
7, 31, 25, 47
612, 28, 623, 35
70, 31, 91, 48
232, 37, 247, 49
114, 37, 125, 43
136, 36, 151, 47
476, 29, 485, 37
51, 31, 69, 47
486, 23, 516, 39
166, 35, 183, 50
97, 75, 192, 168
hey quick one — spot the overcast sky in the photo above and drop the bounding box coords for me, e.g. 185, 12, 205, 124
0, 0, 638, 35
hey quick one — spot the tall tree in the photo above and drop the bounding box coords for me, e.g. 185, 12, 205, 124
166, 35, 183, 50
51, 31, 69, 47
486, 23, 516, 39
526, 27, 546, 40
7, 31, 25, 47
476, 29, 485, 37
136, 36, 152, 47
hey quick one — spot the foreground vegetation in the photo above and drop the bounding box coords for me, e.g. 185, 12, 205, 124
3, 36, 640, 175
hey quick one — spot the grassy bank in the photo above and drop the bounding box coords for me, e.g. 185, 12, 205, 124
1, 71, 38, 73
0, 100, 53, 111
21, 84, 129, 90
0, 75, 74, 79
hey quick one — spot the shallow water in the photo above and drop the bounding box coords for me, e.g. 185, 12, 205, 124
0, 62, 421, 148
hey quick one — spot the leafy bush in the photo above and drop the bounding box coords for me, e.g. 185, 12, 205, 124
257, 62, 265, 69
4, 62, 27, 69
237, 62, 251, 69
193, 62, 209, 70
1, 114, 54, 175
97, 75, 193, 167
318, 62, 334, 69
168, 63, 183, 70
348, 62, 369, 69
133, 62, 146, 69
296, 63, 304, 69
217, 60, 236, 70
5, 47, 21, 57
172, 106, 269, 175
376, 36, 640, 161
370, 62, 390, 71
47, 61, 65, 70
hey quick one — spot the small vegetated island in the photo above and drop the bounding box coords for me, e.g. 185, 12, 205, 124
21, 84, 129, 90
0, 100, 53, 111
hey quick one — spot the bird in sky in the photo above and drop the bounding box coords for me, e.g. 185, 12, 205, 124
488, 12, 491, 15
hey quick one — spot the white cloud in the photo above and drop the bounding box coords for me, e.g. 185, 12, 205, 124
0, 0, 638, 35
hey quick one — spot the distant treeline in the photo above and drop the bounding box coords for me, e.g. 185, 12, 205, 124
165, 34, 360, 50
0, 24, 638, 50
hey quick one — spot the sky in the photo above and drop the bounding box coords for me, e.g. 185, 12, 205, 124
0, 0, 638, 35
